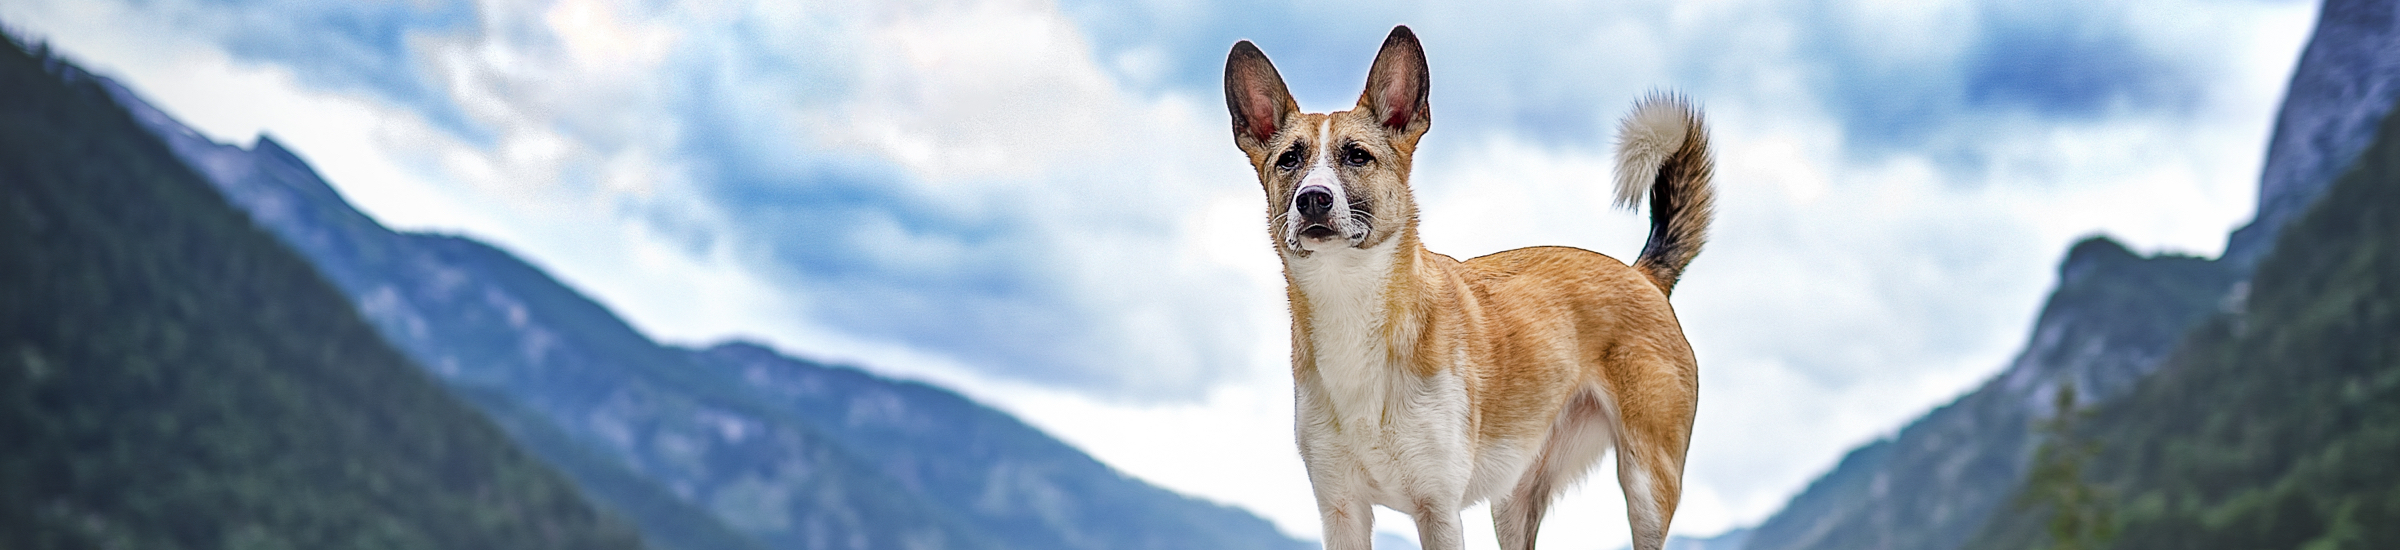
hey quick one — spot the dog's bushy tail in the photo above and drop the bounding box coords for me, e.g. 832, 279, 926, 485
1612, 94, 1715, 297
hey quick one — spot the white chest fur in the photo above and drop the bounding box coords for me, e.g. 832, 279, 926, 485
1289, 239, 1407, 429
1289, 241, 1537, 511
1289, 241, 1488, 506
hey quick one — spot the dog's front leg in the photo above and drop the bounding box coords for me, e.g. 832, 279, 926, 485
1409, 501, 1465, 550
1314, 491, 1374, 550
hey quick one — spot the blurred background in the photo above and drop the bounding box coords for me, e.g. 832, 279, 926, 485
4, 0, 2393, 549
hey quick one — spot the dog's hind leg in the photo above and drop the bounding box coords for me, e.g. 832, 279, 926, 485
1613, 388, 1693, 550
1615, 448, 1682, 550
1495, 388, 1618, 550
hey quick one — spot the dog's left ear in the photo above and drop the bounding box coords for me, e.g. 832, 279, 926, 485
1359, 25, 1431, 143
1226, 40, 1299, 158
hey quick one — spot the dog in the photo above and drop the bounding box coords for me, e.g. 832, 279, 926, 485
1222, 26, 1713, 550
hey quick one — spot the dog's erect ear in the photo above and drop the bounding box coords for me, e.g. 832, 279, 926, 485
1359, 26, 1431, 140
1225, 40, 1298, 156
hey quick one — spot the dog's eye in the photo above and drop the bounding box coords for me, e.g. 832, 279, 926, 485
1275, 147, 1303, 171
1342, 145, 1373, 167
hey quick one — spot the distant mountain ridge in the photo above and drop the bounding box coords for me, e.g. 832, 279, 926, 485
1738, 1, 2392, 549
687, 343, 1305, 550
93, 48, 1308, 550
1, 35, 646, 550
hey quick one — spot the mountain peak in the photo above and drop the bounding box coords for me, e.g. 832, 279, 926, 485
699, 339, 780, 358
2058, 235, 2136, 285
251, 133, 303, 165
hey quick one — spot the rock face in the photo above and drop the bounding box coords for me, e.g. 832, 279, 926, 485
96, 71, 1308, 550
2222, 0, 2400, 268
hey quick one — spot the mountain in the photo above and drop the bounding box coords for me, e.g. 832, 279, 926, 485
1963, 91, 2400, 550
90, 33, 1311, 550
2221, 0, 2400, 268
1737, 2, 2387, 549
100, 79, 775, 550
688, 343, 1310, 550
1741, 239, 2239, 550
0, 35, 647, 550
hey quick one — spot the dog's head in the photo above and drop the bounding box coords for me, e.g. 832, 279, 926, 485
1225, 26, 1431, 257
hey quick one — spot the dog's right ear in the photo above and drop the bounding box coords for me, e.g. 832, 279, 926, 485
1225, 40, 1298, 158
1359, 26, 1430, 145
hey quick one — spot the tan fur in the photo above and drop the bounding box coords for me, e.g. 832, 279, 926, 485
1226, 27, 1711, 550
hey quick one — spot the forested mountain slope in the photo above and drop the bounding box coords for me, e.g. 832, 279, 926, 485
0, 35, 647, 550
1964, 93, 2400, 550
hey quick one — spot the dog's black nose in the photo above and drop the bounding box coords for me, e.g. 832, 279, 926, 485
1296, 188, 1334, 219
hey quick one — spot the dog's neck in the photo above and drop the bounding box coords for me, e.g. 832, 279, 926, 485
1286, 227, 1435, 426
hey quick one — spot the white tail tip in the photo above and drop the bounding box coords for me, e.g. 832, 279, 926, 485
1613, 94, 1697, 210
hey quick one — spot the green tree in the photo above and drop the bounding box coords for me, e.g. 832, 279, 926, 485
2018, 383, 2117, 550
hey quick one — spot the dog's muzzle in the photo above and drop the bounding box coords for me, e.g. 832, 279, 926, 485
1295, 185, 1339, 239
1283, 181, 1370, 254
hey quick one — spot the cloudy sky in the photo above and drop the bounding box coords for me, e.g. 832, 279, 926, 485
2, 0, 2320, 547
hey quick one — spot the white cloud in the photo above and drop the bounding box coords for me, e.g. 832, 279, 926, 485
0, 0, 2322, 547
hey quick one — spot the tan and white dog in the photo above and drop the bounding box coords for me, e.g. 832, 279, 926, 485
1223, 26, 1714, 550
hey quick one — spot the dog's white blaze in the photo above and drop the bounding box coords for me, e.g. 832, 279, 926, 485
1318, 117, 1335, 167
